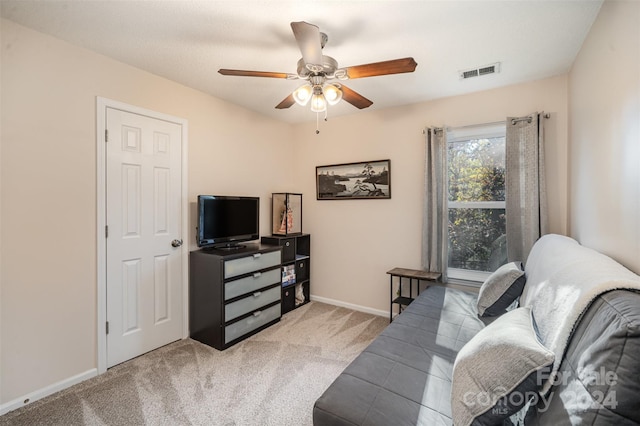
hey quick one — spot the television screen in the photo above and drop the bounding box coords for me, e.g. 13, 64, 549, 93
197, 195, 259, 248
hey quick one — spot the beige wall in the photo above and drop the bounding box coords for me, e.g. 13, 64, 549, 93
0, 19, 293, 404
293, 75, 569, 314
568, 0, 640, 274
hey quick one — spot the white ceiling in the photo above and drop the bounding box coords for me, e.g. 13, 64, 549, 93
1, 0, 603, 124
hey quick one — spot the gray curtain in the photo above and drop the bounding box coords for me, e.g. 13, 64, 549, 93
505, 112, 548, 262
422, 127, 448, 281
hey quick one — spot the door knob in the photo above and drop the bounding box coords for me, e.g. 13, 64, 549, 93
171, 239, 183, 247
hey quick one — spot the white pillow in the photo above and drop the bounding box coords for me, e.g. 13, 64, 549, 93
451, 307, 554, 426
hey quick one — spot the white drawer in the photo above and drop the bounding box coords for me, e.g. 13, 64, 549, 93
224, 250, 281, 279
225, 286, 281, 322
225, 304, 281, 344
224, 268, 281, 301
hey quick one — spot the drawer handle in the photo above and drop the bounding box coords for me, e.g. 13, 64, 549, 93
285, 241, 290, 247
299, 263, 304, 268
253, 310, 262, 317
253, 272, 261, 278
253, 291, 262, 298
253, 253, 262, 259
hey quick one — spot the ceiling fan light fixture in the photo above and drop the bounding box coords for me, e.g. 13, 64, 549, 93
292, 84, 313, 106
310, 93, 327, 112
323, 83, 342, 105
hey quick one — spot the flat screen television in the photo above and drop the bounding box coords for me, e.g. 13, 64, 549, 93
196, 195, 260, 249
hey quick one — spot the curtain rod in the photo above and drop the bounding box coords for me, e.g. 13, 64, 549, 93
423, 120, 503, 134
510, 112, 551, 125
424, 113, 551, 134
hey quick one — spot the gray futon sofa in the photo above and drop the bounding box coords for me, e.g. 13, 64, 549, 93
313, 234, 640, 425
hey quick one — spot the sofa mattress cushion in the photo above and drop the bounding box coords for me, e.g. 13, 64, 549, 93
313, 285, 484, 426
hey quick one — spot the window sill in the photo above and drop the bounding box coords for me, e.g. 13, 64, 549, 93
447, 267, 490, 283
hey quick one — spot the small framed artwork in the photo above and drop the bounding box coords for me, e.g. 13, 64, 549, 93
316, 159, 391, 200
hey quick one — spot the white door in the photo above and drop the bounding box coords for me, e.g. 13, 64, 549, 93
106, 107, 183, 367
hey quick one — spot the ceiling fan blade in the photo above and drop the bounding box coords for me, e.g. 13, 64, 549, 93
290, 21, 323, 67
344, 57, 418, 79
275, 94, 296, 109
218, 69, 291, 79
340, 85, 373, 109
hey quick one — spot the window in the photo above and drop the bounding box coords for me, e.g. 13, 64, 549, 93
447, 124, 506, 282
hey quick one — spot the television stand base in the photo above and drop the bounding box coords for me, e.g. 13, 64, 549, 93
215, 244, 246, 251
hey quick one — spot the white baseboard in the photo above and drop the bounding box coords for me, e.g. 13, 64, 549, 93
310, 294, 389, 318
0, 368, 97, 416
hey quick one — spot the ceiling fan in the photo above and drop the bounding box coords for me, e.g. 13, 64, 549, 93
218, 21, 417, 115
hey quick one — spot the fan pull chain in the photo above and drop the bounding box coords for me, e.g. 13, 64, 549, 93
315, 110, 329, 134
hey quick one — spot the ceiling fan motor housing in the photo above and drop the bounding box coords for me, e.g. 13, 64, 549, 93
297, 56, 339, 78
309, 75, 325, 87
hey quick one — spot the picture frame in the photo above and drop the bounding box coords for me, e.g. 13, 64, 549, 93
316, 159, 391, 200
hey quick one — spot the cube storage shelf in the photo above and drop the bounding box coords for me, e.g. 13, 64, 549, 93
261, 234, 311, 314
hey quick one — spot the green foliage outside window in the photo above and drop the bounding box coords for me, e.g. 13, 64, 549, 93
448, 137, 507, 272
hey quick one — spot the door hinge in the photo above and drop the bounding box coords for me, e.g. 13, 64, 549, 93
105, 129, 108, 142
105, 225, 109, 238
106, 321, 109, 335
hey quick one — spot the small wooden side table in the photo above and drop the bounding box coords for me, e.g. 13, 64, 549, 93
387, 268, 442, 322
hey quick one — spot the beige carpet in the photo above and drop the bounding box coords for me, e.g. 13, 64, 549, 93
1, 302, 389, 426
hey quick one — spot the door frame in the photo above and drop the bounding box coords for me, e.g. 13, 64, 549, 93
96, 97, 189, 374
